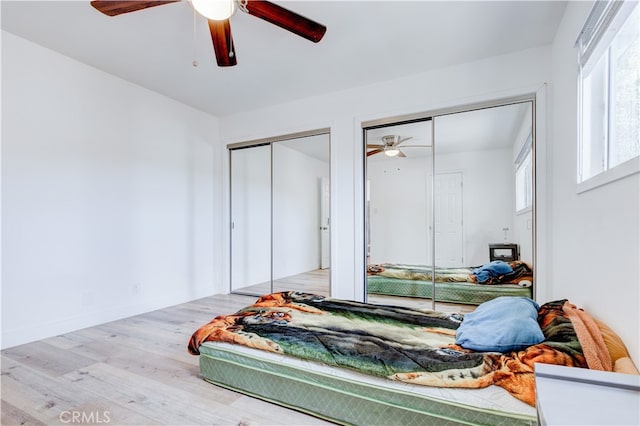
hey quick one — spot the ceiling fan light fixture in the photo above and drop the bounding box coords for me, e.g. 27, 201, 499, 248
191, 0, 237, 21
384, 147, 400, 157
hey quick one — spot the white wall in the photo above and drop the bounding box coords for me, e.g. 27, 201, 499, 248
219, 46, 552, 302
549, 2, 639, 365
1, 32, 221, 349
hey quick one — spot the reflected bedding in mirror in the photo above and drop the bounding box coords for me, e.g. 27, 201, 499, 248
367, 260, 533, 305
368, 260, 533, 285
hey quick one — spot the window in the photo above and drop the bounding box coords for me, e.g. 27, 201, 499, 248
515, 130, 533, 213
577, 0, 639, 189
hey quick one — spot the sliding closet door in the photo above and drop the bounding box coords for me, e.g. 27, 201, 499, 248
272, 134, 330, 294
364, 120, 435, 303
230, 130, 330, 296
432, 102, 534, 268
230, 144, 271, 294
364, 99, 535, 309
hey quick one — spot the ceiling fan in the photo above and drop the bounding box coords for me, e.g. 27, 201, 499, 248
90, 0, 327, 67
367, 135, 416, 158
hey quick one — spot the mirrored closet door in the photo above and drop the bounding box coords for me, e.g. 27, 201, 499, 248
230, 144, 271, 295
230, 131, 331, 296
364, 119, 435, 309
364, 99, 535, 309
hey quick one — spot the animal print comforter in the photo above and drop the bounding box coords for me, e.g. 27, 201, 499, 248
188, 291, 610, 406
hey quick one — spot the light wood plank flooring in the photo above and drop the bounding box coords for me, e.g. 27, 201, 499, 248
232, 268, 331, 296
1, 271, 475, 425
1, 293, 336, 426
237, 268, 476, 314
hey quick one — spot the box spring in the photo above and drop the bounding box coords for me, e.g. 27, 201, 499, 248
199, 342, 537, 426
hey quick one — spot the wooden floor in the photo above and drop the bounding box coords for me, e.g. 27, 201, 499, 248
1, 271, 475, 425
234, 268, 331, 296
237, 268, 476, 314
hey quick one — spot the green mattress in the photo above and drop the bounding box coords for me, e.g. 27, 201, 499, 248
199, 342, 537, 426
367, 276, 532, 305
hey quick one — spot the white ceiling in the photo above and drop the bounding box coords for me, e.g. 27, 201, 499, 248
1, 1, 567, 118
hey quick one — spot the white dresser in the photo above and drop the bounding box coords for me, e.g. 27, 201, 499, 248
535, 363, 640, 425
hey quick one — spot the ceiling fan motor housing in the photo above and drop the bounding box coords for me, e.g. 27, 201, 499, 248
382, 135, 401, 146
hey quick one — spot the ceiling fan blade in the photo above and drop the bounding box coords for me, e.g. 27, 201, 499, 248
90, 1, 179, 16
242, 0, 327, 43
396, 136, 413, 147
209, 19, 237, 67
367, 144, 384, 149
397, 150, 407, 158
367, 149, 384, 157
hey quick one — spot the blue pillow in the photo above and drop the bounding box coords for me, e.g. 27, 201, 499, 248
455, 296, 544, 352
472, 260, 513, 283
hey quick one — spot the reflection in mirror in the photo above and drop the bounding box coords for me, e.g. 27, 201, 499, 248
365, 121, 434, 266
272, 134, 331, 295
365, 120, 436, 310
434, 103, 533, 267
365, 101, 534, 311
230, 144, 271, 295
230, 133, 330, 296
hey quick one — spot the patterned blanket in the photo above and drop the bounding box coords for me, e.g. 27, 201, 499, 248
189, 292, 607, 406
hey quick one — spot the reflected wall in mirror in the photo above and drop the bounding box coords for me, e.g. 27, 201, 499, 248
365, 101, 535, 309
230, 132, 331, 296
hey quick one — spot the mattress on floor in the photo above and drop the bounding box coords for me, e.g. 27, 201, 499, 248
367, 275, 533, 304
198, 341, 537, 426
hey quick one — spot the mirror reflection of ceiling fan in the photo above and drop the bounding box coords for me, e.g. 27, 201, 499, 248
90, 0, 327, 67
367, 135, 429, 157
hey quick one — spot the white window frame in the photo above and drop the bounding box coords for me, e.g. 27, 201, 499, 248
515, 130, 533, 214
576, 0, 639, 193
